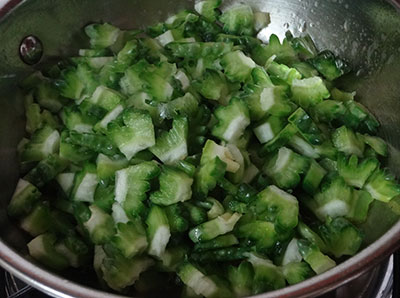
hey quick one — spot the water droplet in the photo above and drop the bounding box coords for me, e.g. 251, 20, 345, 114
345, 4, 349, 9
311, 8, 315, 13
298, 21, 307, 32
343, 20, 349, 32
309, 22, 314, 28
314, 1, 319, 7
283, 23, 290, 29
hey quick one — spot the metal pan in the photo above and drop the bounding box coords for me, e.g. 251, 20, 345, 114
0, 0, 399, 297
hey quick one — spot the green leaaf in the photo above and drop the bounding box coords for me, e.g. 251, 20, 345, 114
9, 0, 400, 296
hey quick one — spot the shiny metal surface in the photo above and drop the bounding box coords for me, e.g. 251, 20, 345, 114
326, 256, 393, 298
1, 256, 394, 298
0, 0, 399, 297
19, 35, 43, 65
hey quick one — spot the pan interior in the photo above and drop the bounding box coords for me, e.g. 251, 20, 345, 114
0, 0, 399, 293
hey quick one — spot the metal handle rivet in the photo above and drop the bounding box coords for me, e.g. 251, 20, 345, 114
19, 35, 43, 65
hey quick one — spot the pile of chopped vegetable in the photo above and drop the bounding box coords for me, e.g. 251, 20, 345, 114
8, 0, 400, 296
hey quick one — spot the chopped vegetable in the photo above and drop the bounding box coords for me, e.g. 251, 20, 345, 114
263, 147, 309, 189
150, 166, 193, 206
219, 4, 254, 36
228, 261, 254, 297
247, 253, 286, 294
297, 239, 336, 274
107, 108, 155, 160
332, 126, 365, 157
291, 77, 330, 109
318, 217, 363, 258
309, 50, 350, 81
27, 233, 69, 270
212, 97, 250, 144
150, 116, 188, 165
9, 1, 400, 296
337, 154, 379, 188
255, 185, 299, 231
364, 168, 400, 202
282, 262, 314, 285
115, 162, 160, 217
189, 212, 241, 242
221, 50, 256, 82
146, 205, 171, 258
177, 261, 230, 297
110, 220, 148, 258
195, 0, 222, 22
21, 125, 60, 162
